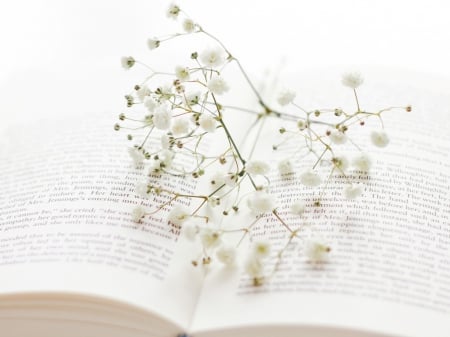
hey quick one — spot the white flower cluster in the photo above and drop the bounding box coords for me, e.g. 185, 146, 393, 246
117, 2, 408, 286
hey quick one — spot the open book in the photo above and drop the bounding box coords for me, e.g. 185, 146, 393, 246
1, 70, 449, 337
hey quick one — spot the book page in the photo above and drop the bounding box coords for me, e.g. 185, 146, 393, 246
190, 70, 450, 337
0, 114, 207, 329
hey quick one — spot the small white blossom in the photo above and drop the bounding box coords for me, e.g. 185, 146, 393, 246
371, 130, 390, 148
252, 241, 271, 258
207, 75, 229, 95
131, 205, 146, 223
246, 160, 270, 176
144, 96, 159, 112
200, 228, 222, 249
159, 150, 174, 169
199, 47, 226, 68
290, 200, 306, 216
156, 84, 173, 101
277, 88, 296, 106
342, 71, 364, 89
224, 173, 238, 187
297, 120, 307, 130
210, 171, 226, 187
332, 155, 349, 171
305, 239, 330, 263
150, 150, 174, 171
135, 181, 148, 197
168, 205, 189, 226
245, 256, 264, 278
166, 3, 180, 19
216, 245, 237, 266
247, 191, 276, 214
184, 91, 201, 106
161, 134, 170, 150
344, 183, 363, 199
147, 38, 160, 50
199, 114, 217, 132
182, 18, 196, 33
171, 117, 190, 136
181, 222, 198, 241
352, 152, 372, 172
128, 147, 145, 167
153, 107, 172, 130
300, 169, 321, 187
136, 86, 150, 102
278, 158, 293, 175
329, 129, 347, 145
175, 66, 190, 81
121, 56, 135, 70
208, 196, 221, 208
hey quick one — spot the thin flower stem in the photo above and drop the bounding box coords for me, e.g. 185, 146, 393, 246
140, 126, 155, 148
272, 210, 294, 233
354, 88, 361, 112
312, 147, 329, 170
247, 116, 267, 160
269, 234, 297, 278
236, 216, 262, 247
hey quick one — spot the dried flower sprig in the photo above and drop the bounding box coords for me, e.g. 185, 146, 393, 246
116, 3, 410, 286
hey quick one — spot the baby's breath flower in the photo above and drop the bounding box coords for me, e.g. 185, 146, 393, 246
278, 158, 293, 175
300, 169, 321, 187
181, 222, 199, 241
199, 47, 226, 68
352, 152, 372, 172
121, 56, 135, 70
371, 130, 390, 148
199, 114, 217, 132
161, 134, 170, 150
305, 239, 330, 263
342, 71, 364, 89
216, 245, 237, 266
297, 120, 307, 130
247, 191, 276, 214
136, 86, 151, 102
200, 228, 222, 249
328, 129, 347, 145
182, 18, 196, 33
210, 171, 226, 187
171, 117, 190, 136
128, 147, 145, 167
168, 205, 190, 225
224, 173, 238, 187
246, 160, 270, 176
135, 181, 148, 197
344, 183, 363, 199
290, 200, 306, 216
184, 91, 201, 106
277, 88, 296, 106
166, 3, 180, 19
131, 205, 146, 223
156, 83, 173, 101
144, 96, 159, 112
153, 107, 172, 130
147, 38, 160, 50
159, 149, 175, 169
207, 75, 229, 95
175, 65, 190, 81
332, 155, 349, 171
208, 196, 221, 208
252, 240, 271, 258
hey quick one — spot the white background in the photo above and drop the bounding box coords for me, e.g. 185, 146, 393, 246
0, 0, 449, 124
